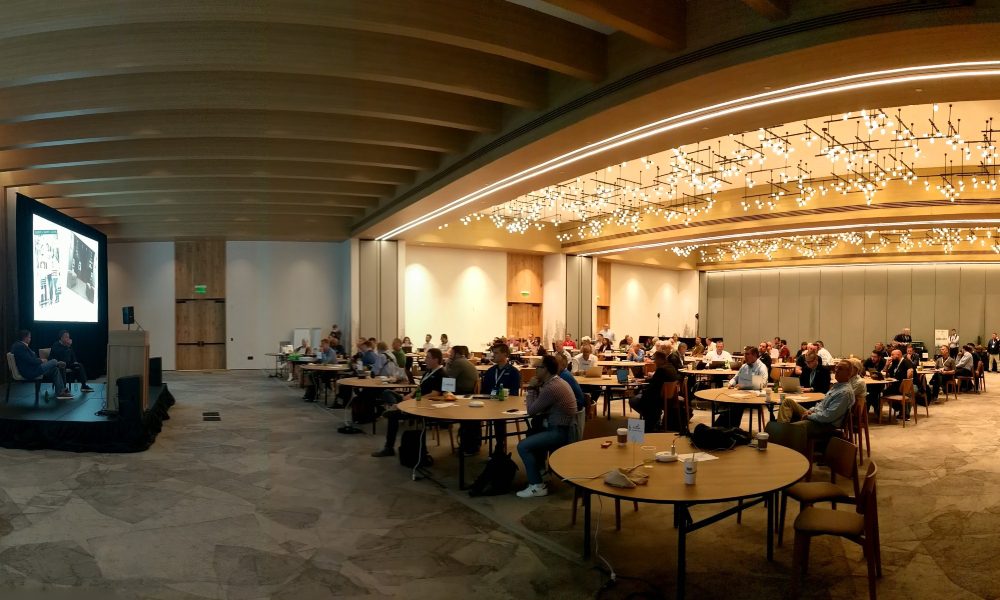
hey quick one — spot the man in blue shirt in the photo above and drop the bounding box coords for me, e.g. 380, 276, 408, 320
778, 359, 855, 441
9, 329, 70, 400
303, 338, 338, 401
554, 353, 587, 410
483, 344, 521, 395
714, 346, 769, 427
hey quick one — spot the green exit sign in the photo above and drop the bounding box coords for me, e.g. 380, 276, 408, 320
194, 284, 207, 294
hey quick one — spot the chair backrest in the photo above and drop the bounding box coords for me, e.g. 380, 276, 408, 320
857, 461, 878, 516
770, 366, 781, 381
6, 352, 24, 381
899, 378, 914, 397
661, 381, 678, 403
824, 436, 861, 497
39, 347, 51, 360
977, 361, 985, 376
571, 407, 586, 442
764, 420, 810, 459
519, 367, 535, 383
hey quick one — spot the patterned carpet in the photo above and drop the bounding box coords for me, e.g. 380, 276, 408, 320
0, 371, 997, 599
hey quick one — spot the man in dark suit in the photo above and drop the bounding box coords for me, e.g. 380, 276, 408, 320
893, 328, 913, 345
9, 329, 70, 399
798, 351, 831, 394
49, 330, 94, 393
884, 348, 915, 420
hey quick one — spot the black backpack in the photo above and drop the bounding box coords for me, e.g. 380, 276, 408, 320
468, 449, 519, 497
398, 429, 433, 468
691, 423, 752, 451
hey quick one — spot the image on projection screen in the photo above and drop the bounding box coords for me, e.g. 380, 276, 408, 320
32, 213, 99, 322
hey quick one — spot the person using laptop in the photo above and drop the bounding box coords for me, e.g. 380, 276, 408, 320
10, 329, 71, 400
571, 344, 598, 374
863, 350, 886, 374
955, 343, 974, 390
302, 338, 337, 402
49, 330, 94, 393
372, 348, 446, 458
714, 346, 768, 427
777, 359, 855, 444
798, 351, 831, 394
562, 333, 577, 350
703, 340, 731, 365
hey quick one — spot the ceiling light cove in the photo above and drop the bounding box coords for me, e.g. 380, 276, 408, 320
377, 61, 1000, 241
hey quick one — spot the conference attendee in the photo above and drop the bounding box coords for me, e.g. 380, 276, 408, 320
571, 344, 598, 374
629, 351, 682, 432
948, 328, 960, 358
482, 344, 521, 396
904, 344, 919, 367
702, 340, 732, 365
727, 346, 769, 390
618, 334, 631, 351
691, 336, 705, 357
371, 348, 446, 458
873, 342, 889, 358
988, 332, 1000, 373
446, 346, 483, 455
778, 340, 791, 361
555, 341, 574, 365
794, 341, 809, 361
402, 336, 413, 348
884, 348, 915, 419
848, 358, 867, 405
769, 341, 780, 361
815, 341, 834, 366
798, 351, 831, 394
626, 342, 645, 362
295, 338, 312, 355
863, 350, 886, 374
598, 323, 615, 343
554, 352, 587, 410
438, 334, 451, 354
930, 344, 956, 400
706, 338, 717, 354
374, 341, 400, 376
303, 338, 337, 402
515, 355, 578, 498
422, 334, 434, 352
777, 359, 855, 442
330, 336, 346, 357
955, 344, 974, 390
391, 338, 406, 371
329, 324, 341, 341
757, 342, 773, 372
893, 328, 913, 345
562, 333, 577, 350
10, 330, 70, 400
49, 330, 93, 393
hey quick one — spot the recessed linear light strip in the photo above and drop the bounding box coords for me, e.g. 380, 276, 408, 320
705, 260, 1000, 274
577, 219, 1000, 256
376, 61, 1000, 240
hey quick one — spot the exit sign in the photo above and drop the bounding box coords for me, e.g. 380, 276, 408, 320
194, 284, 207, 294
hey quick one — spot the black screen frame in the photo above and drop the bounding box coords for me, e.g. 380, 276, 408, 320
15, 193, 108, 378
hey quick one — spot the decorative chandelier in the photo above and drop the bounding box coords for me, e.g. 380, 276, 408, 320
442, 102, 1000, 240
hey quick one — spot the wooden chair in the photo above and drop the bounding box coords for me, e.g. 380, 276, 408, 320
977, 361, 987, 392
660, 381, 690, 433
792, 462, 881, 600
778, 436, 859, 546
955, 365, 978, 394
770, 365, 782, 383
878, 379, 917, 426
943, 376, 960, 401
850, 393, 871, 465
5, 352, 51, 404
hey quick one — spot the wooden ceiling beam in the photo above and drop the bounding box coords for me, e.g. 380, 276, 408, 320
0, 0, 605, 81
39, 191, 382, 210
21, 177, 396, 201
0, 72, 501, 132
546, 0, 685, 50
0, 138, 441, 172
0, 23, 546, 107
0, 110, 470, 154
740, 0, 791, 20
1, 160, 416, 187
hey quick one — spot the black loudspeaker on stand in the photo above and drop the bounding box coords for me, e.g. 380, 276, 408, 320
122, 306, 135, 325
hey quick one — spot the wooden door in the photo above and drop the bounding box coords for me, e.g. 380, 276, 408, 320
507, 303, 542, 340
176, 298, 226, 369
596, 306, 611, 337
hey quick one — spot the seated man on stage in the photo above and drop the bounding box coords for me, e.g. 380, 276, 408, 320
371, 348, 445, 458
10, 329, 71, 400
49, 330, 94, 393
777, 359, 855, 443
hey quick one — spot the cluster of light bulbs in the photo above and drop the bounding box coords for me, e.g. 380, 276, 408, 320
672, 227, 1000, 263
440, 102, 999, 241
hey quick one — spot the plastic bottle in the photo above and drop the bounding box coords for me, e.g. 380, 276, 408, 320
414, 387, 422, 401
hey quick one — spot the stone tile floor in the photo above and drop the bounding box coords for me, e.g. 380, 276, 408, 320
0, 370, 998, 599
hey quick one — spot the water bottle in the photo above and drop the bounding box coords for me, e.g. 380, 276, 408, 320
414, 387, 422, 401
499, 387, 507, 401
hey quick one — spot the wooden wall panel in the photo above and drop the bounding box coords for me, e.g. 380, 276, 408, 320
175, 240, 225, 299
594, 259, 611, 307
507, 303, 542, 340
818, 268, 843, 356
507, 253, 544, 303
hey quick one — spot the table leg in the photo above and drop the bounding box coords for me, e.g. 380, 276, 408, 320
493, 420, 508, 455
677, 503, 689, 600
766, 492, 775, 561
583, 490, 592, 558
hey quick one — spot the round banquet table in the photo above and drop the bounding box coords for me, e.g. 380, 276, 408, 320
398, 395, 530, 488
336, 377, 419, 434
549, 433, 809, 600
301, 363, 353, 405
596, 360, 646, 368
574, 375, 641, 419
694, 388, 825, 434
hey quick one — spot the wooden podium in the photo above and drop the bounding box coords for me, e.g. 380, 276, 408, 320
107, 330, 149, 411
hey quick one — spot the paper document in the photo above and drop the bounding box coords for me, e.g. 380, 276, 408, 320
431, 403, 457, 408
677, 452, 719, 462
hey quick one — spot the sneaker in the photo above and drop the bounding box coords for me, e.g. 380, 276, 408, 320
516, 483, 548, 498
57, 390, 73, 400
81, 385, 94, 393
370, 447, 395, 458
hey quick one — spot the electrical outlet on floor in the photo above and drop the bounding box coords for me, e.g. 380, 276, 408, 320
247, 355, 253, 361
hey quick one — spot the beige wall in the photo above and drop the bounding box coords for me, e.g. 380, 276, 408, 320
702, 264, 1000, 357
609, 263, 698, 340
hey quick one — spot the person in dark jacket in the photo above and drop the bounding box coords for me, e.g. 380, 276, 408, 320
798, 351, 831, 394
10, 330, 70, 399
629, 351, 681, 432
49, 330, 93, 392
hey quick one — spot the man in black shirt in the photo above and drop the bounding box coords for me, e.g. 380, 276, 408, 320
49, 330, 93, 393
892, 328, 912, 345
884, 348, 915, 419
372, 348, 446, 457
629, 351, 680, 433
798, 352, 831, 394
988, 332, 1000, 373
863, 350, 886, 374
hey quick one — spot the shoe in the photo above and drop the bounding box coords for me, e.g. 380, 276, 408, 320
302, 397, 316, 402
81, 385, 94, 392
57, 391, 73, 400
516, 483, 548, 498
462, 448, 480, 457
286, 375, 293, 382
370, 447, 395, 458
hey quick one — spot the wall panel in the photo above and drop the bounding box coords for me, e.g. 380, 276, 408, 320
777, 270, 800, 347
862, 267, 887, 350
722, 272, 742, 345
706, 273, 724, 339
985, 269, 1000, 340
758, 271, 779, 344
798, 270, 820, 344
885, 267, 912, 343
934, 267, 961, 335
959, 266, 986, 346
507, 253, 544, 303
910, 266, 936, 345
818, 268, 843, 356
840, 268, 865, 357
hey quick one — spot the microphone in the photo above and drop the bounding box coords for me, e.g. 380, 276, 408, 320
657, 312, 660, 318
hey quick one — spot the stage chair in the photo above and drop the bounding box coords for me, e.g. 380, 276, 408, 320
5, 352, 49, 403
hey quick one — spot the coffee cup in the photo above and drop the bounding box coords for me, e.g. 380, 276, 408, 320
616, 428, 628, 446
755, 431, 769, 450
683, 458, 697, 484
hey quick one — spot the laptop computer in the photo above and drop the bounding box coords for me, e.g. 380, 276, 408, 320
779, 376, 801, 393
585, 365, 603, 378
709, 360, 726, 369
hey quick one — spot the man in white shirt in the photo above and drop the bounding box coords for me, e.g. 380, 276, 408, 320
421, 334, 435, 352
706, 338, 717, 354
728, 346, 769, 390
703, 341, 732, 364
572, 344, 598, 374
815, 340, 834, 366
598, 324, 615, 343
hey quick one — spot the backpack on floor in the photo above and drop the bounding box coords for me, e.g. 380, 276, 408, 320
468, 449, 519, 497
399, 429, 433, 468
691, 423, 752, 451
